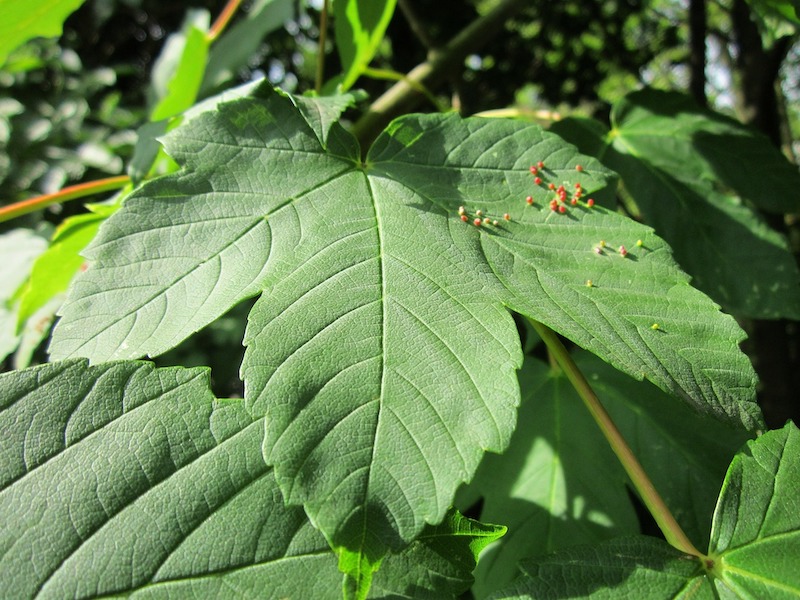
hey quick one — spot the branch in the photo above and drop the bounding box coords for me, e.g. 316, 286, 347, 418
351, 0, 527, 148
530, 320, 705, 558
0, 176, 130, 223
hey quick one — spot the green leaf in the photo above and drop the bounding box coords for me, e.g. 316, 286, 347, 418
551, 92, 800, 320
16, 204, 117, 330
0, 359, 508, 598
0, 0, 87, 68
0, 228, 48, 361
335, 0, 398, 91
609, 90, 800, 215
488, 536, 711, 599
370, 509, 506, 599
708, 422, 800, 597
51, 87, 760, 593
462, 357, 638, 598
149, 9, 210, 121
489, 422, 800, 599
0, 359, 343, 599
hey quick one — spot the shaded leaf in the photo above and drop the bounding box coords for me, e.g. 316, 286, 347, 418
582, 351, 753, 549
551, 92, 800, 320
369, 510, 506, 599
488, 536, 710, 599
462, 357, 638, 598
488, 423, 800, 599
0, 359, 342, 599
201, 0, 294, 94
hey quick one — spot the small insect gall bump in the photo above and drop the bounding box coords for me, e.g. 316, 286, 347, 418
537, 161, 545, 168
651, 323, 660, 330
474, 218, 482, 226
503, 213, 511, 220
526, 195, 534, 205
458, 206, 466, 215
575, 183, 582, 189
476, 209, 483, 217
636, 239, 644, 247
530, 166, 538, 175
549, 199, 559, 211
483, 217, 491, 224
460, 214, 469, 222
587, 198, 595, 207
79, 262, 89, 272
618, 245, 628, 257
599, 240, 607, 248
570, 198, 578, 206
594, 246, 603, 254
557, 185, 565, 193
548, 183, 555, 190
558, 205, 567, 214
493, 220, 499, 225
534, 177, 542, 185
586, 279, 593, 287
575, 164, 584, 172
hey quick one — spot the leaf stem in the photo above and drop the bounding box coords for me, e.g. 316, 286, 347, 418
530, 319, 704, 558
207, 0, 244, 43
315, 0, 330, 94
0, 175, 130, 223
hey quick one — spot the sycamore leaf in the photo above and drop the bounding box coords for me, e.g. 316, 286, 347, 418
551, 91, 800, 320
369, 509, 506, 599
0, 359, 341, 599
0, 359, 512, 599
708, 422, 800, 596
489, 423, 800, 599
50, 85, 760, 594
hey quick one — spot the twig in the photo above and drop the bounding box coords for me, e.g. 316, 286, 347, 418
0, 176, 130, 223
207, 0, 244, 43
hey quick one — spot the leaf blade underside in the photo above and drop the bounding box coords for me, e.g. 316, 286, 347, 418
49, 86, 760, 592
